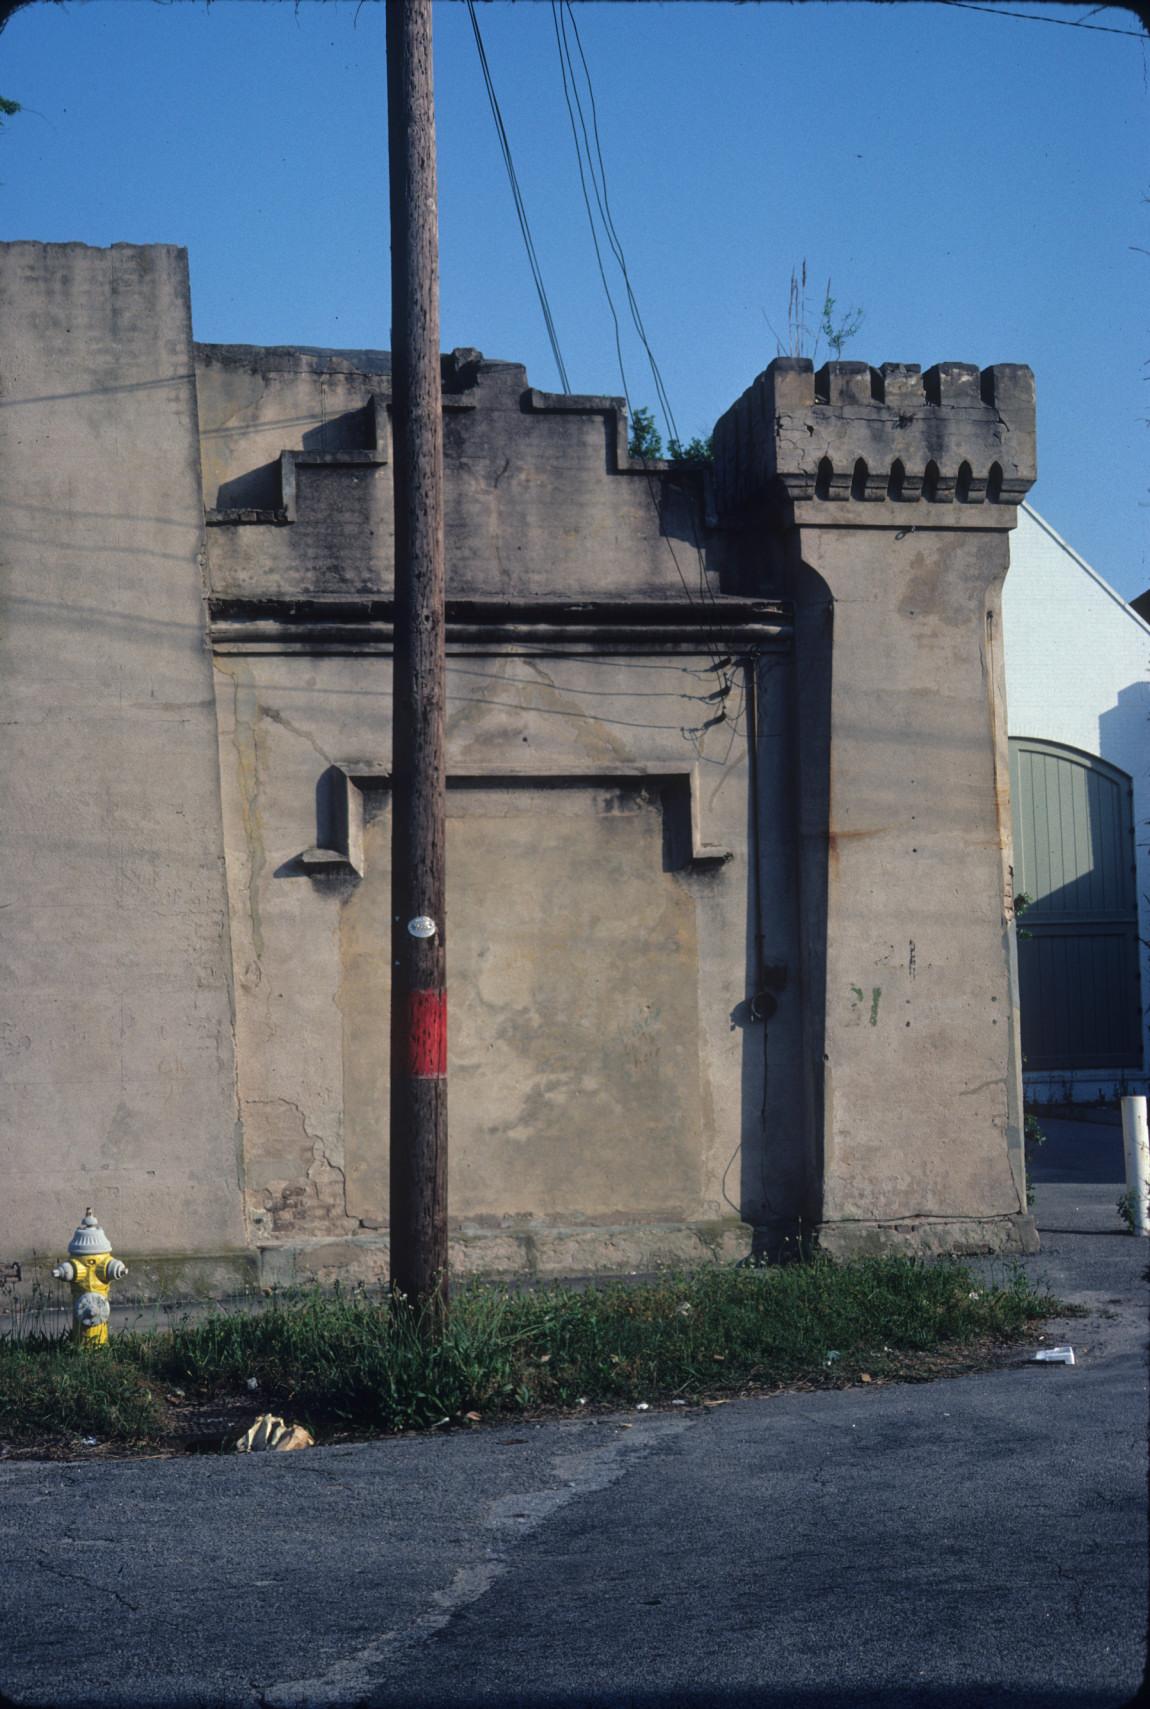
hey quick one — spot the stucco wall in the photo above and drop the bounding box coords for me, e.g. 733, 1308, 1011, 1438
0, 244, 245, 1279
211, 647, 799, 1281
200, 340, 809, 1279
198, 345, 705, 604
713, 358, 1039, 1255
789, 520, 1028, 1244
1002, 505, 1150, 1096
0, 248, 1044, 1287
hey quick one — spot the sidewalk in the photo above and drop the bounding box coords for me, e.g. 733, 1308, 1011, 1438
0, 1119, 1145, 1709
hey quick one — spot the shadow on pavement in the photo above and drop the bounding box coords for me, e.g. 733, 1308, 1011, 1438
371, 1685, 1145, 1708
1028, 1113, 1126, 1185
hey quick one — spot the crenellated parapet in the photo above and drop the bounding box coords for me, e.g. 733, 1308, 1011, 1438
712, 357, 1036, 524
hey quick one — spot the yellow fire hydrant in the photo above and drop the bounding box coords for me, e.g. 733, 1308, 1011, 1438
52, 1208, 128, 1346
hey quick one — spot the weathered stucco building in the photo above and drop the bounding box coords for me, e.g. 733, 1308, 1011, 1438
1, 242, 1040, 1295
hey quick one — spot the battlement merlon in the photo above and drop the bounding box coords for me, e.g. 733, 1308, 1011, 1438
712, 358, 1036, 524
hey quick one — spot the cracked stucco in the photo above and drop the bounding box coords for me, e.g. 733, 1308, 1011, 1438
244, 1097, 356, 1237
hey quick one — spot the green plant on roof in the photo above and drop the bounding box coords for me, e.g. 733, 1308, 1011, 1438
820, 281, 864, 359
627, 406, 663, 462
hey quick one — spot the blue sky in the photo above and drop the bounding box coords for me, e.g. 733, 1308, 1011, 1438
2, 0, 1148, 597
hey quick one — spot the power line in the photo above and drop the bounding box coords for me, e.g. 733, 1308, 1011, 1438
550, 0, 727, 648
466, 0, 571, 394
550, 0, 632, 417
936, 0, 1146, 38
550, 1, 737, 680
561, 3, 682, 450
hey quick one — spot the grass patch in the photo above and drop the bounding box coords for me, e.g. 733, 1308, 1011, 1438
0, 1336, 164, 1446
0, 1256, 1061, 1452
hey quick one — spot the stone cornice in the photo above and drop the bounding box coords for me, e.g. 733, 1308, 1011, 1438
207, 596, 792, 656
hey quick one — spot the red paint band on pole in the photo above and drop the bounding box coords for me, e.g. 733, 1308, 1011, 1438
403, 988, 447, 1078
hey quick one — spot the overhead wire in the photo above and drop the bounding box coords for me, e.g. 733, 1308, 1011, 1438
466, 0, 572, 395
555, 4, 747, 652
545, 4, 775, 1129
560, 3, 726, 634
935, 0, 1146, 37
549, 0, 742, 703
561, 3, 681, 448
549, 0, 632, 417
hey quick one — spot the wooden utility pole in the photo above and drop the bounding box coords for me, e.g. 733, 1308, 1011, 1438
386, 0, 448, 1305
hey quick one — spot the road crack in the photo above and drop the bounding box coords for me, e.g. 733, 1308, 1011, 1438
36, 1556, 140, 1613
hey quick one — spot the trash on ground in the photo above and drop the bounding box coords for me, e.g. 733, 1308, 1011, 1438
272, 1425, 314, 1451
824, 1350, 841, 1366
1032, 1345, 1076, 1365
245, 1376, 259, 1391
82, 1436, 99, 1446
463, 1411, 481, 1423
636, 1402, 650, 1411
235, 1413, 316, 1452
672, 1399, 687, 1406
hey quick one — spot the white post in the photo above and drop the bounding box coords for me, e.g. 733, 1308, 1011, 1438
1120, 1096, 1150, 1236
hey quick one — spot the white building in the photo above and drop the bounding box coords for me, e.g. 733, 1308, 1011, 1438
1002, 505, 1150, 1103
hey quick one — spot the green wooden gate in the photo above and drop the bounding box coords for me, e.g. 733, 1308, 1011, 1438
1009, 738, 1142, 1071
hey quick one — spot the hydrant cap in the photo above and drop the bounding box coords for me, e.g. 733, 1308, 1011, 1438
67, 1208, 112, 1256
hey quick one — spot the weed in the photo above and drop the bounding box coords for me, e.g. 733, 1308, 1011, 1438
1117, 1186, 1148, 1233
1024, 1113, 1047, 1207
0, 1339, 162, 1445
762, 260, 864, 366
819, 282, 863, 358
627, 406, 663, 462
628, 409, 712, 466
1014, 890, 1035, 941
666, 433, 713, 464
1, 1274, 70, 1342
0, 1258, 1060, 1451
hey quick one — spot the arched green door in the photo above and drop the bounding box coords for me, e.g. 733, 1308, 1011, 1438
1009, 739, 1142, 1070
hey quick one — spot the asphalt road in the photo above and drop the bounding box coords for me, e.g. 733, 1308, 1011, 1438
0, 1150, 1146, 1709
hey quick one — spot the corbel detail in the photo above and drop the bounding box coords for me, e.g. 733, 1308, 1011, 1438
296, 762, 732, 877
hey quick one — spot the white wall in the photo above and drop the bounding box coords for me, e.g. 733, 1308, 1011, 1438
1002, 505, 1150, 1099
